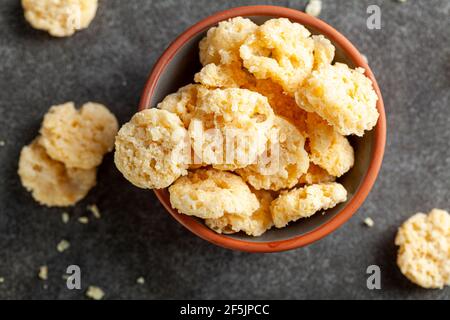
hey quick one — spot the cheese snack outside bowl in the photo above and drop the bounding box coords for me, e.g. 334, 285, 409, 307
40, 102, 118, 170
18, 138, 96, 207
22, 0, 98, 37
395, 209, 450, 289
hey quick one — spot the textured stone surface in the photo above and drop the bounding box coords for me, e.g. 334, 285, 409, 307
0, 0, 449, 299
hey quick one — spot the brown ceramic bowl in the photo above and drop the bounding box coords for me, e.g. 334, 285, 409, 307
139, 5, 386, 252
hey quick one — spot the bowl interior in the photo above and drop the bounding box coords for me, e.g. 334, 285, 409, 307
146, 16, 375, 243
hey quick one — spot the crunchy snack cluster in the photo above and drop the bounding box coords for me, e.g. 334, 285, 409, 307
189, 88, 274, 170
157, 84, 201, 128
169, 169, 259, 219
22, 0, 98, 37
236, 116, 309, 191
205, 189, 274, 236
19, 102, 117, 207
296, 63, 379, 136
395, 209, 450, 289
114, 108, 189, 189
40, 102, 118, 170
240, 18, 314, 95
270, 183, 347, 228
115, 17, 380, 237
18, 139, 96, 207
306, 112, 354, 177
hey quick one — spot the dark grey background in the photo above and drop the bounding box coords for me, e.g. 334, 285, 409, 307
0, 0, 449, 300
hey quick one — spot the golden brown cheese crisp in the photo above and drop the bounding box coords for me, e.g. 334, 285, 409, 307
18, 138, 96, 207
295, 63, 379, 136
270, 182, 347, 228
114, 109, 189, 189
395, 209, 450, 289
240, 18, 314, 95
169, 169, 259, 219
312, 35, 335, 70
40, 102, 118, 170
194, 63, 251, 89
199, 17, 258, 66
157, 84, 202, 128
236, 116, 309, 191
306, 112, 354, 177
22, 0, 98, 37
188, 88, 274, 170
298, 163, 335, 185
243, 78, 308, 133
205, 189, 274, 236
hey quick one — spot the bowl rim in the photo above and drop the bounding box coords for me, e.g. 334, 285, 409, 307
139, 5, 386, 253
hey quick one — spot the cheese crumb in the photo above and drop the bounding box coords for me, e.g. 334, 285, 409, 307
38, 266, 48, 280
305, 0, 322, 17
0, 140, 5, 147
87, 204, 101, 219
86, 286, 105, 300
136, 277, 145, 285
0, 277, 4, 283
78, 216, 89, 224
62, 212, 70, 224
364, 217, 374, 227
57, 239, 70, 253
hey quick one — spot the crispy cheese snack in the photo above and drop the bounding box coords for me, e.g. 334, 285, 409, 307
295, 63, 379, 136
22, 0, 98, 37
188, 88, 274, 170
298, 163, 335, 185
312, 35, 335, 69
240, 18, 314, 95
18, 138, 96, 207
236, 116, 309, 191
114, 109, 189, 189
157, 84, 202, 128
194, 63, 251, 89
205, 189, 274, 236
395, 209, 450, 289
243, 78, 308, 134
169, 169, 259, 219
270, 182, 347, 228
306, 112, 354, 177
40, 102, 118, 170
199, 17, 258, 66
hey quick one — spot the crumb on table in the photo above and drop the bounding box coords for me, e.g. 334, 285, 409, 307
86, 286, 105, 300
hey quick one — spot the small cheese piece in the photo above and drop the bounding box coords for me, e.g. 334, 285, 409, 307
270, 182, 347, 228
22, 0, 98, 37
114, 109, 189, 189
169, 169, 259, 219
395, 209, 450, 289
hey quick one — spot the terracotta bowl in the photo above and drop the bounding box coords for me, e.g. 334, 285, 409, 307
139, 5, 386, 252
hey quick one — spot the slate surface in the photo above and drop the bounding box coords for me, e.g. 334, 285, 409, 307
0, 0, 449, 300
